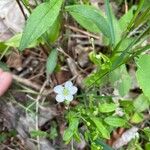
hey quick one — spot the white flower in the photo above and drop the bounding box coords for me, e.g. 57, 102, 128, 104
53, 81, 78, 102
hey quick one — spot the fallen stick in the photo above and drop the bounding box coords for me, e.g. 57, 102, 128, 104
12, 74, 53, 95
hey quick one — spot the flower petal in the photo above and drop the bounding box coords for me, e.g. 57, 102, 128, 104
68, 86, 78, 95
56, 94, 65, 102
65, 94, 73, 101
65, 81, 73, 88
53, 85, 64, 94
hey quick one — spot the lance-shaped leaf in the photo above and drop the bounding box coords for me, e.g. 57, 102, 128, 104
65, 5, 110, 37
46, 49, 58, 75
19, 0, 63, 51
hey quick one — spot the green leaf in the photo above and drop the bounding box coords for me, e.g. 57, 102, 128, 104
105, 0, 115, 45
65, 5, 110, 36
22, 0, 29, 6
30, 130, 47, 138
95, 139, 114, 150
143, 127, 150, 141
5, 33, 41, 48
99, 103, 116, 113
134, 94, 150, 112
110, 65, 131, 97
0, 61, 9, 71
49, 126, 58, 140
104, 116, 126, 127
119, 6, 137, 32
130, 112, 144, 124
43, 16, 61, 43
112, 19, 150, 70
19, 0, 63, 51
46, 49, 58, 75
112, 14, 122, 45
145, 143, 150, 150
136, 55, 150, 101
120, 100, 134, 114
127, 0, 145, 30
143, 0, 150, 9
63, 117, 79, 143
0, 42, 7, 54
91, 117, 110, 139
117, 37, 135, 52
0, 133, 7, 143
89, 52, 111, 70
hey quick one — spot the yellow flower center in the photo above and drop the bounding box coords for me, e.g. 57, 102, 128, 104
63, 88, 69, 96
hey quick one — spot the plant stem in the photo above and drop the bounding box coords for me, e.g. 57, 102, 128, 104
35, 79, 48, 149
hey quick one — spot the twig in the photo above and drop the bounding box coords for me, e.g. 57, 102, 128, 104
12, 74, 53, 95
112, 127, 139, 149
16, 0, 27, 20
35, 79, 49, 150
125, 0, 128, 13
39, 43, 49, 56
67, 58, 84, 89
64, 25, 100, 40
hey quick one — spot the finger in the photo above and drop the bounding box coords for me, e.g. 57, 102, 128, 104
0, 72, 13, 96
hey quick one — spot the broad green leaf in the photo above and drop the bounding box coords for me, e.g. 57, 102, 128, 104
136, 55, 150, 101
43, 16, 61, 44
102, 10, 121, 46
46, 17, 61, 43
65, 5, 110, 36
104, 116, 126, 127
46, 49, 58, 75
109, 65, 131, 97
99, 103, 116, 113
19, 0, 63, 51
130, 112, 144, 124
134, 94, 150, 112
91, 117, 110, 139
5, 34, 41, 48
105, 0, 115, 45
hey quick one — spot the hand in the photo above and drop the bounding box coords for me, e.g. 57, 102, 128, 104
0, 68, 13, 96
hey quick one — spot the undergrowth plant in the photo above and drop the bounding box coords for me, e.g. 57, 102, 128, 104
1, 0, 150, 149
